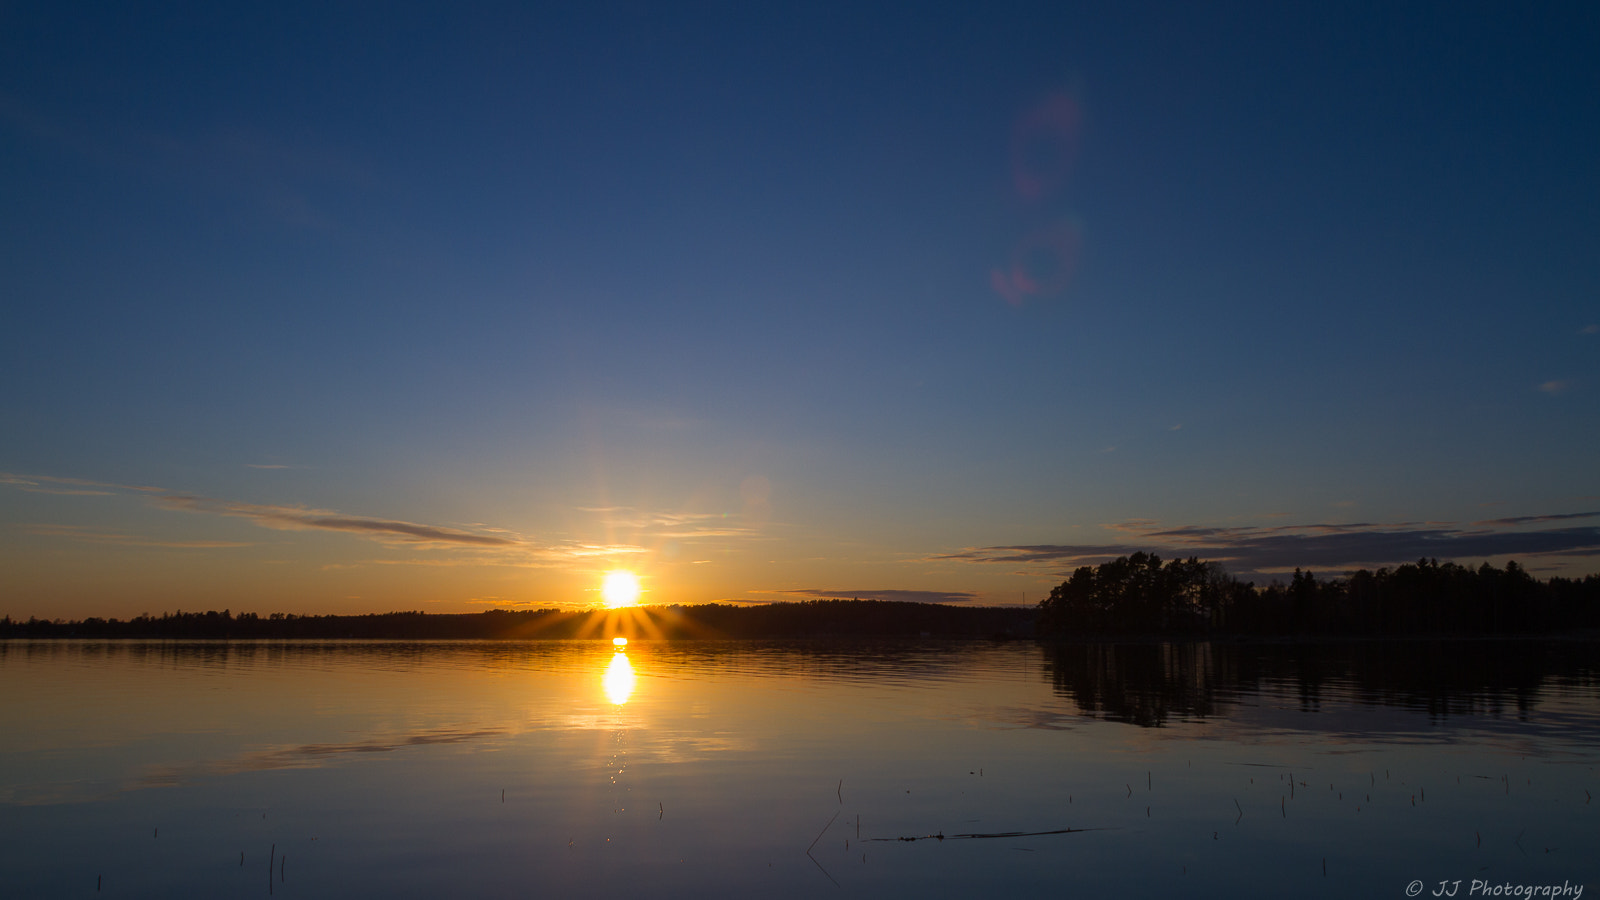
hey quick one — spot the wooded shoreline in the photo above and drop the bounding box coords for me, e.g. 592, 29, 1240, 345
6, 555, 1598, 641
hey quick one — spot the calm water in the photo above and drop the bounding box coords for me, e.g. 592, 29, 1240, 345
2, 638, 1597, 898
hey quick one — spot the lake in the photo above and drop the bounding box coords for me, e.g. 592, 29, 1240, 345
2, 638, 1596, 898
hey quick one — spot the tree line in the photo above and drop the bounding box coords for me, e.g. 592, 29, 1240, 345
4, 555, 1597, 640
0, 599, 1035, 640
1036, 552, 1600, 636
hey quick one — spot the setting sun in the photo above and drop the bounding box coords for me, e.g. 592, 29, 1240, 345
601, 571, 641, 608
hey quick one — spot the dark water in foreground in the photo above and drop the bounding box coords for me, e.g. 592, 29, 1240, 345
2, 638, 1597, 898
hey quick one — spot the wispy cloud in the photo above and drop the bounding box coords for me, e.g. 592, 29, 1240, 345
20, 524, 253, 549
1473, 511, 1600, 526
351, 542, 649, 568
582, 507, 748, 529
542, 542, 651, 559
575, 506, 761, 541
1538, 380, 1571, 394
153, 495, 519, 547
937, 514, 1600, 575
767, 588, 981, 604
2, 471, 652, 565
1, 472, 164, 493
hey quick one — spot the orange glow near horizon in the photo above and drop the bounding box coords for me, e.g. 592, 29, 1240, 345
601, 571, 641, 608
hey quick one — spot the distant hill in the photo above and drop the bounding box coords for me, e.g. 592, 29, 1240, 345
0, 599, 1037, 640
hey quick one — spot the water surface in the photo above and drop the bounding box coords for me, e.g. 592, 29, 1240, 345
2, 639, 1596, 897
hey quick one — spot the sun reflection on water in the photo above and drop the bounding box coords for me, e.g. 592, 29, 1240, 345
603, 651, 635, 706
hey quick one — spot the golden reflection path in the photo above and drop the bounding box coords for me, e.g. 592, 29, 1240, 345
603, 651, 635, 706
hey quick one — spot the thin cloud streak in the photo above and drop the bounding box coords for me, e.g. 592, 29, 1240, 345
153, 495, 519, 547
5, 473, 763, 586
352, 543, 650, 567
1474, 511, 1600, 526
2, 471, 668, 565
0, 472, 164, 493
21, 524, 254, 549
938, 516, 1600, 575
578, 506, 758, 538
769, 588, 980, 604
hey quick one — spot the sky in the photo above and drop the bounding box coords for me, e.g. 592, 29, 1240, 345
3, 1, 1598, 619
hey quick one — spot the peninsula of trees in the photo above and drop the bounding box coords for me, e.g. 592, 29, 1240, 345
1036, 553, 1600, 636
3, 554, 1597, 640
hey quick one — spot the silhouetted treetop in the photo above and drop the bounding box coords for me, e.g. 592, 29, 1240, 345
1036, 553, 1598, 636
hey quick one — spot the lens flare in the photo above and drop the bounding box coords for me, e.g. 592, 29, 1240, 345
991, 219, 1083, 305
1011, 91, 1083, 202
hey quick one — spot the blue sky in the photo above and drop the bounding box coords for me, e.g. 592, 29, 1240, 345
3, 1, 1598, 617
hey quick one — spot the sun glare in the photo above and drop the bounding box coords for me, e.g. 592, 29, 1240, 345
603, 652, 635, 705
601, 571, 641, 608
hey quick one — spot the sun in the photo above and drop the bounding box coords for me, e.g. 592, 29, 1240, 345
601, 571, 641, 609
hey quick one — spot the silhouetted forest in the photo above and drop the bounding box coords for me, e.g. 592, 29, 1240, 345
0, 599, 1034, 640
1037, 553, 1600, 637
4, 553, 1598, 640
